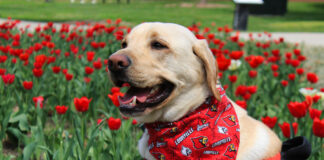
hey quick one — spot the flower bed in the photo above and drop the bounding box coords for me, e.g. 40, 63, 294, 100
0, 19, 323, 159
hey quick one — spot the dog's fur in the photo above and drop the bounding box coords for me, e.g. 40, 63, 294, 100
109, 22, 282, 160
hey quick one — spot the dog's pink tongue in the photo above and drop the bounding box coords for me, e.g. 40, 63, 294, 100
119, 87, 151, 104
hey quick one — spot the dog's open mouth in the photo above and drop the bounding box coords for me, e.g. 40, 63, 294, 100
118, 80, 175, 115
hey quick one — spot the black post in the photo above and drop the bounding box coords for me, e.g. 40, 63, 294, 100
233, 4, 249, 31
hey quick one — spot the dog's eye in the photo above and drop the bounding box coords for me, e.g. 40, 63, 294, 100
151, 41, 167, 50
121, 42, 127, 48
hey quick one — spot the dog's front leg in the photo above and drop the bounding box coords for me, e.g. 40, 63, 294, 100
138, 129, 156, 160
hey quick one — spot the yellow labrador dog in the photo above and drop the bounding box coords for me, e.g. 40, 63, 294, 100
108, 22, 282, 160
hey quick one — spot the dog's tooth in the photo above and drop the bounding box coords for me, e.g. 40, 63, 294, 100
131, 96, 137, 107
150, 86, 159, 95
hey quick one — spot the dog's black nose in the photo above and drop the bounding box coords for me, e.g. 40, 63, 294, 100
108, 54, 131, 72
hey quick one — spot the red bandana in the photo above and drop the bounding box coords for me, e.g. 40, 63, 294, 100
145, 86, 240, 160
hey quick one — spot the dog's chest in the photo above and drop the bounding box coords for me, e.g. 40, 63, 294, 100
145, 88, 240, 160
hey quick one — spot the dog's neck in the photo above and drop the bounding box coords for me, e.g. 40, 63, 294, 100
161, 81, 223, 122
161, 83, 211, 121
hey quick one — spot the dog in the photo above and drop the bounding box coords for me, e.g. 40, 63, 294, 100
107, 22, 282, 160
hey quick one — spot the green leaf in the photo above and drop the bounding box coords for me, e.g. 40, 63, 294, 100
81, 125, 101, 160
63, 138, 75, 160
0, 111, 12, 139
9, 113, 27, 123
37, 145, 53, 156
23, 141, 37, 160
7, 127, 23, 140
73, 117, 83, 150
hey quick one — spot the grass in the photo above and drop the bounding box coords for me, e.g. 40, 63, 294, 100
0, 0, 324, 32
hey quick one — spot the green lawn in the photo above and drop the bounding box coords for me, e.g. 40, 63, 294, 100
0, 0, 324, 32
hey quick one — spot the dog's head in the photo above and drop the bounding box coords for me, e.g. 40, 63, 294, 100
108, 22, 220, 123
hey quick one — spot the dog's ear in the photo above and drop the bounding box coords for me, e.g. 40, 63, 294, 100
193, 39, 221, 101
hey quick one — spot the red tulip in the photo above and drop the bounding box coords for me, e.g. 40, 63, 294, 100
0, 55, 8, 63
228, 75, 237, 83
307, 73, 318, 84
288, 73, 295, 81
108, 88, 124, 107
107, 117, 121, 130
93, 59, 102, 69
84, 77, 91, 83
115, 18, 122, 24
281, 80, 288, 87
273, 72, 279, 77
33, 96, 44, 108
290, 59, 300, 68
243, 93, 251, 100
247, 86, 257, 94
309, 108, 322, 120
85, 66, 94, 75
55, 105, 68, 115
235, 85, 248, 97
296, 68, 304, 75
0, 68, 6, 75
52, 66, 61, 74
248, 70, 258, 78
293, 49, 301, 56
132, 119, 138, 125
86, 51, 95, 62
279, 122, 298, 138
235, 100, 247, 109
247, 55, 264, 68
304, 96, 313, 109
1, 74, 15, 85
216, 56, 231, 71
22, 81, 33, 90
271, 64, 279, 71
238, 42, 245, 48
19, 53, 29, 61
33, 68, 43, 78
261, 116, 277, 129
229, 51, 243, 60
285, 52, 292, 59
312, 118, 324, 138
97, 118, 103, 125
65, 73, 73, 81
271, 49, 280, 57
287, 101, 307, 118
62, 69, 68, 75
74, 97, 92, 112
11, 58, 17, 64
312, 95, 321, 103
35, 54, 47, 66
111, 87, 121, 94
298, 55, 306, 62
